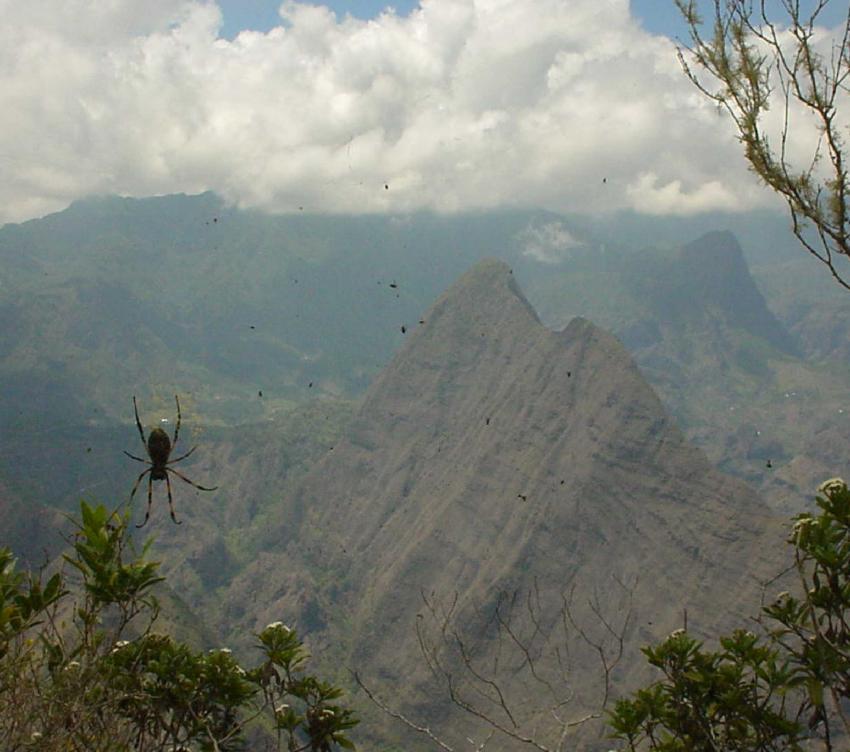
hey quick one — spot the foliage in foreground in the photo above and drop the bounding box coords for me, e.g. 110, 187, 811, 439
675, 0, 850, 291
610, 478, 850, 751
0, 501, 357, 751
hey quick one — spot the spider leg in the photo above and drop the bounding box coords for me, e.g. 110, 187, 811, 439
129, 468, 154, 529
123, 450, 149, 463
129, 468, 151, 499
132, 396, 147, 448
172, 394, 182, 449
164, 472, 182, 525
168, 467, 218, 492
168, 446, 197, 464
135, 473, 156, 529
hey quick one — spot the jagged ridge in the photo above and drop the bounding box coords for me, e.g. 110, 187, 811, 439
223, 259, 784, 749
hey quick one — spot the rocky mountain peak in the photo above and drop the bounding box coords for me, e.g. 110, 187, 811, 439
356, 260, 673, 486
223, 258, 782, 749
248, 262, 772, 608
677, 230, 798, 354
387, 257, 539, 350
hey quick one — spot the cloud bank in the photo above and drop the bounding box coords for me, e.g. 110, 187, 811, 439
0, 0, 783, 223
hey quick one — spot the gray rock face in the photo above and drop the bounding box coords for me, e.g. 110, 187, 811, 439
232, 259, 785, 749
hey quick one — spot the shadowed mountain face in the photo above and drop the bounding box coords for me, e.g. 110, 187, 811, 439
656, 230, 798, 355
215, 259, 783, 749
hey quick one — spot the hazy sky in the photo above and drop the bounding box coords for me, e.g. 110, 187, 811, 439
0, 0, 837, 225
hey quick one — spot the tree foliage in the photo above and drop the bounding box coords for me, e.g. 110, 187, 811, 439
676, 0, 850, 289
609, 477, 850, 750
0, 501, 357, 751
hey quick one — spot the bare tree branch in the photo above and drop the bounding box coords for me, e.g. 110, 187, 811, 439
361, 578, 635, 751
353, 671, 456, 752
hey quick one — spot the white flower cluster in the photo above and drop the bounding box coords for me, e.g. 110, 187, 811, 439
792, 517, 814, 536
265, 622, 291, 634
818, 478, 847, 496
668, 628, 686, 639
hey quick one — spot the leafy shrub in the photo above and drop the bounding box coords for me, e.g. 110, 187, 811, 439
609, 478, 850, 751
0, 501, 357, 751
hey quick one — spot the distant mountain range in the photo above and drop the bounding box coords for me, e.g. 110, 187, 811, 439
0, 193, 839, 747
1, 192, 845, 520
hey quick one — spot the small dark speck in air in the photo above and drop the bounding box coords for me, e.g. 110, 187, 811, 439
308, 382, 313, 388
517, 493, 527, 502
389, 282, 398, 289
86, 447, 92, 453
567, 371, 571, 377
250, 325, 256, 330
213, 217, 218, 222
385, 184, 389, 190
602, 177, 607, 184
486, 418, 490, 425
766, 459, 773, 468
401, 325, 407, 333
560, 480, 565, 485
258, 390, 263, 397
299, 206, 304, 211
419, 319, 425, 324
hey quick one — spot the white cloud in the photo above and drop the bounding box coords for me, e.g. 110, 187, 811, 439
518, 220, 584, 264
0, 0, 793, 224
625, 172, 745, 216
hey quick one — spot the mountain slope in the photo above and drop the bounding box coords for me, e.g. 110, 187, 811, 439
216, 259, 783, 749
527, 229, 849, 511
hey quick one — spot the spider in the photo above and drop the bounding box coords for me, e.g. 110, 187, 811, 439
124, 395, 217, 527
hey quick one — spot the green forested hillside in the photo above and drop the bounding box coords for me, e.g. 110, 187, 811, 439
0, 193, 553, 425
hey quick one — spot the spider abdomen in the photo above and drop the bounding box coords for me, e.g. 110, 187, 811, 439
147, 427, 172, 469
